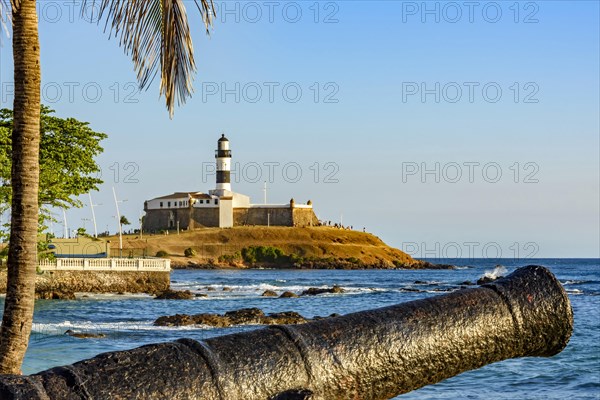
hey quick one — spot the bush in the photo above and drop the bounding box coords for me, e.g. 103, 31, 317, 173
184, 247, 197, 257
155, 250, 169, 257
288, 253, 305, 264
218, 252, 241, 263
241, 246, 288, 264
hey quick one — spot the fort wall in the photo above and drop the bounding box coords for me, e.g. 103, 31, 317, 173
144, 206, 319, 231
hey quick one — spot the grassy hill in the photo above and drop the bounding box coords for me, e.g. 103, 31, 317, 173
109, 226, 431, 269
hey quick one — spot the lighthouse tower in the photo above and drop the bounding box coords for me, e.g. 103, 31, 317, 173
215, 134, 232, 193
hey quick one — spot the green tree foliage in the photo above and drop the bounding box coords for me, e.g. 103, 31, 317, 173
0, 106, 107, 216
120, 216, 131, 226
241, 246, 288, 264
184, 247, 197, 257
156, 250, 169, 258
76, 227, 88, 238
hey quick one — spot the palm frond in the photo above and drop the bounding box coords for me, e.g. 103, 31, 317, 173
83, 0, 215, 117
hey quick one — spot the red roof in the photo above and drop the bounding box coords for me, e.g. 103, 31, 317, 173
152, 192, 211, 200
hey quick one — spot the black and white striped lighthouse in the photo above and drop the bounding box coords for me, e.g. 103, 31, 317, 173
215, 134, 232, 192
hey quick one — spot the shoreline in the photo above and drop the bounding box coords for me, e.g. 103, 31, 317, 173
168, 259, 456, 270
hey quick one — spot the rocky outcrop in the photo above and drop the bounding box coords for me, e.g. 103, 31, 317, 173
36, 290, 76, 300
279, 291, 299, 298
64, 330, 106, 339
262, 290, 278, 297
412, 261, 456, 270
301, 285, 345, 296
154, 289, 193, 300
154, 308, 315, 327
477, 276, 498, 285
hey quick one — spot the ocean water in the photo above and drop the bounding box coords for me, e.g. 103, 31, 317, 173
2, 258, 599, 399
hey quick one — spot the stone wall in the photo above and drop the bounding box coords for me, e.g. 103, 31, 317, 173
145, 206, 318, 231
293, 208, 320, 227
192, 208, 220, 228
234, 207, 294, 226
0, 270, 170, 295
144, 207, 198, 232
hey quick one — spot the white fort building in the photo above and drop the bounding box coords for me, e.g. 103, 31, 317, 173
143, 135, 318, 231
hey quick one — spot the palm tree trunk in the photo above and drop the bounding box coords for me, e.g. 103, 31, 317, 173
0, 0, 41, 374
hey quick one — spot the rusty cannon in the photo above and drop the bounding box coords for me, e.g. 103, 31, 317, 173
0, 265, 573, 399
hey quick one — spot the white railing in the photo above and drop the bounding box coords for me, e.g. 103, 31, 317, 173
38, 258, 171, 272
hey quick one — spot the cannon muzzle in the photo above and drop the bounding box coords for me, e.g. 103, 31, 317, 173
0, 265, 573, 399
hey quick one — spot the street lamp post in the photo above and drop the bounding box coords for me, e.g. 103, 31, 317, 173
112, 187, 128, 258
263, 181, 267, 204
88, 192, 101, 238
139, 211, 144, 240
62, 209, 68, 238
81, 218, 91, 236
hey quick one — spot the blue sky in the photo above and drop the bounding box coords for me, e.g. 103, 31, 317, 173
0, 1, 598, 258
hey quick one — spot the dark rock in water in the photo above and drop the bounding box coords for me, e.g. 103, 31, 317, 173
477, 276, 498, 285
262, 290, 278, 297
195, 293, 208, 298
64, 329, 106, 339
206, 286, 216, 291
416, 261, 456, 270
400, 287, 420, 292
222, 286, 233, 292
461, 281, 475, 286
193, 314, 231, 327
36, 290, 76, 300
301, 285, 345, 296
154, 314, 198, 327
279, 291, 299, 298
225, 308, 265, 324
154, 289, 194, 300
153, 307, 335, 327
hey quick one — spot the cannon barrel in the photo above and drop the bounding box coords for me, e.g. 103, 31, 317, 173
0, 265, 573, 399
